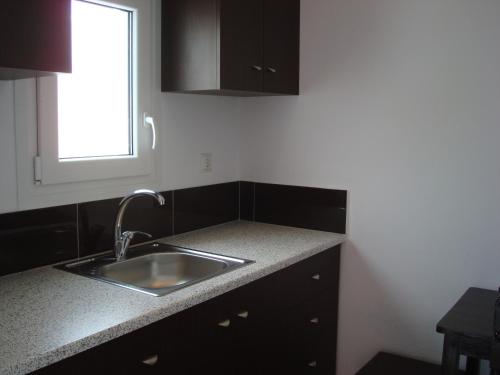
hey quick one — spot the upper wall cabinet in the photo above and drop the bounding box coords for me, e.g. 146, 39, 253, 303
0, 0, 72, 80
162, 0, 300, 96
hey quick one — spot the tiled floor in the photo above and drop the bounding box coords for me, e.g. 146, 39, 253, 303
356, 352, 444, 375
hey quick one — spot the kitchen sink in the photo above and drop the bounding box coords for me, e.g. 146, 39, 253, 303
57, 243, 253, 296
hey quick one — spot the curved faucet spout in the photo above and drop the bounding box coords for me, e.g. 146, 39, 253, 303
119, 189, 166, 206
114, 189, 166, 261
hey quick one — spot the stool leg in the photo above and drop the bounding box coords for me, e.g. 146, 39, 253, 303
466, 357, 480, 375
442, 334, 460, 375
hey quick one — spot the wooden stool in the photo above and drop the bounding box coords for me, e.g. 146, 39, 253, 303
437, 288, 498, 375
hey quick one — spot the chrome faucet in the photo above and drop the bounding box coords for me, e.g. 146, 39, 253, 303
114, 189, 166, 261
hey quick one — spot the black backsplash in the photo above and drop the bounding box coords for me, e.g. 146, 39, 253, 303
0, 181, 346, 276
239, 181, 255, 221
240, 182, 347, 234
0, 205, 78, 276
173, 182, 239, 235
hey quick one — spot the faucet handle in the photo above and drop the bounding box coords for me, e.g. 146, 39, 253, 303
122, 231, 153, 241
115, 231, 153, 261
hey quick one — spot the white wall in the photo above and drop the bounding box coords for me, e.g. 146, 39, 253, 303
158, 94, 241, 191
240, 0, 500, 373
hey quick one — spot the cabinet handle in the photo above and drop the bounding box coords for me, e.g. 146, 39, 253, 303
142, 355, 159, 366
312, 274, 321, 280
237, 311, 249, 319
267, 67, 277, 73
251, 65, 263, 71
308, 361, 318, 367
218, 319, 231, 328
310, 317, 319, 324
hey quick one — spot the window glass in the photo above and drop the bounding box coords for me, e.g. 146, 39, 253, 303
57, 0, 132, 159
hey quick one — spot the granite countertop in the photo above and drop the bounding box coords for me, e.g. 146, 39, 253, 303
0, 220, 345, 375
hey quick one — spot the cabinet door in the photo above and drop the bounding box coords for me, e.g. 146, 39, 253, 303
220, 0, 263, 92
158, 307, 206, 374
233, 246, 340, 375
162, 0, 220, 92
162, 292, 238, 375
230, 299, 270, 375
263, 0, 300, 94
193, 297, 237, 374
0, 0, 71, 78
30, 322, 165, 375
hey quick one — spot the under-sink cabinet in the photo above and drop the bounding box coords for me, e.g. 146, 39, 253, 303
32, 245, 340, 375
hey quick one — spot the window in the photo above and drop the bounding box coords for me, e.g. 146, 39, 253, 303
58, 0, 133, 160
36, 0, 155, 185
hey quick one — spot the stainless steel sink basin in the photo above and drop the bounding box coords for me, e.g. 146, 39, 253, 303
57, 243, 253, 296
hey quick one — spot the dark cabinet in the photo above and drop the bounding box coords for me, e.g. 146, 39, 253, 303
263, 0, 300, 95
31, 321, 164, 375
32, 245, 340, 375
241, 246, 340, 374
219, 0, 264, 93
162, 0, 300, 96
0, 0, 72, 80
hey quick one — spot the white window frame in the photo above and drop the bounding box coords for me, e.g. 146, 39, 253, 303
37, 0, 155, 185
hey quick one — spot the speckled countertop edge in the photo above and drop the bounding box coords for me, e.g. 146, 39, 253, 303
0, 221, 345, 375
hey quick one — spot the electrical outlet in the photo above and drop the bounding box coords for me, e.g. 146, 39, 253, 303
201, 153, 212, 172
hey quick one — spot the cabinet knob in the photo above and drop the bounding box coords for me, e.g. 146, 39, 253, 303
237, 311, 249, 319
310, 317, 320, 324
308, 361, 318, 367
312, 274, 321, 280
251, 65, 263, 71
218, 319, 231, 328
267, 67, 277, 73
142, 354, 159, 366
